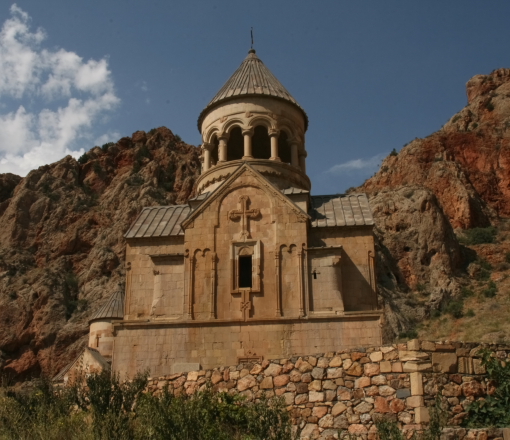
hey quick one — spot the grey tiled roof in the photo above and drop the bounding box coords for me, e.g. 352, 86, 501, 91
125, 205, 190, 238
90, 290, 124, 322
198, 49, 308, 130
281, 187, 309, 195
310, 194, 374, 227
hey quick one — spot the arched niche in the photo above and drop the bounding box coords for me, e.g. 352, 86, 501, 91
278, 130, 291, 164
227, 126, 244, 161
210, 135, 219, 165
252, 125, 271, 159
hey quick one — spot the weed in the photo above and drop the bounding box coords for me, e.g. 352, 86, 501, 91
390, 148, 398, 157
174, 134, 182, 142
485, 100, 495, 112
399, 329, 418, 340
466, 309, 475, 317
460, 286, 475, 298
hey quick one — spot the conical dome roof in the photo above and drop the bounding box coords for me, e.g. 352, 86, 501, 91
198, 49, 308, 130
89, 289, 124, 323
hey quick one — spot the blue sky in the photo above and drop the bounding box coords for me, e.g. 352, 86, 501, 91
1, 1, 509, 194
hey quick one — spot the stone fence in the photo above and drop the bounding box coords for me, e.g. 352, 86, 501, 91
145, 340, 510, 439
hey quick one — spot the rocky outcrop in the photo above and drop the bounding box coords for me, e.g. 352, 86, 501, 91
363, 68, 510, 229
360, 68, 510, 337
0, 128, 200, 380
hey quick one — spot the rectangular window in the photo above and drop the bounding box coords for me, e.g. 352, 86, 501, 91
239, 256, 252, 288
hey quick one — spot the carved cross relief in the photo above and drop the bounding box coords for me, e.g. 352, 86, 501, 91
229, 195, 260, 241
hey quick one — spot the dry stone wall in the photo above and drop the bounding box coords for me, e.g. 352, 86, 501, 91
145, 340, 510, 439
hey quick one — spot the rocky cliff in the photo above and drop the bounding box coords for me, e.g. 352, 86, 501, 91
0, 128, 200, 381
361, 68, 510, 339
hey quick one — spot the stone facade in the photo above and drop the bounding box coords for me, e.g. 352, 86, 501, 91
144, 339, 510, 440
81, 49, 382, 378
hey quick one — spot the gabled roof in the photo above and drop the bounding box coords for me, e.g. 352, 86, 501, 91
53, 347, 109, 382
181, 163, 310, 229
310, 194, 374, 227
89, 290, 124, 323
124, 205, 190, 238
198, 49, 308, 130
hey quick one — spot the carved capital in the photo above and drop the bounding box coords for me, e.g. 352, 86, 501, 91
242, 128, 254, 136
202, 142, 214, 151
268, 128, 279, 138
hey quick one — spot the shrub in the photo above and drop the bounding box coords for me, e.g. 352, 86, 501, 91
399, 329, 418, 340
466, 309, 475, 317
464, 349, 510, 427
505, 252, 510, 264
460, 286, 475, 298
93, 161, 102, 174
482, 280, 498, 298
389, 148, 398, 157
77, 153, 89, 164
459, 227, 497, 245
443, 299, 464, 318
101, 142, 114, 152
485, 100, 495, 112
174, 134, 182, 143
0, 370, 293, 440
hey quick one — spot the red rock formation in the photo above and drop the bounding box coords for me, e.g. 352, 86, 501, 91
361, 68, 510, 337
0, 128, 200, 381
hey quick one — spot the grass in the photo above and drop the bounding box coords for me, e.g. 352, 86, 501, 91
0, 370, 294, 440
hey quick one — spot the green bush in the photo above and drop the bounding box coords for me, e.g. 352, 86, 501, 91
460, 286, 475, 298
505, 252, 510, 264
466, 309, 475, 317
464, 349, 510, 427
399, 329, 418, 340
78, 153, 89, 164
482, 280, 498, 298
443, 299, 464, 318
389, 148, 398, 157
459, 227, 497, 245
101, 142, 114, 152
485, 100, 495, 112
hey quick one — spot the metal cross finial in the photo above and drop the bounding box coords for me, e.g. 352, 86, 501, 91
229, 195, 259, 241
251, 27, 254, 49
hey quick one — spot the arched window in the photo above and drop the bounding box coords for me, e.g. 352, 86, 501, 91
227, 127, 243, 161
278, 131, 291, 164
252, 125, 271, 159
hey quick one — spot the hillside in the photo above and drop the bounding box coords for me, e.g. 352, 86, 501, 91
0, 128, 200, 381
361, 68, 510, 341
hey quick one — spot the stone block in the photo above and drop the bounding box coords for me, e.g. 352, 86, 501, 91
309, 391, 325, 402
260, 376, 273, 389
264, 363, 283, 376
355, 376, 371, 388
295, 393, 308, 404
431, 352, 458, 373
171, 363, 201, 374
273, 374, 290, 387
348, 424, 368, 435
399, 351, 430, 361
370, 351, 383, 362
410, 372, 423, 395
392, 362, 403, 372
403, 361, 432, 372
406, 396, 424, 408
415, 406, 430, 423
364, 363, 380, 376
237, 374, 256, 391
332, 402, 347, 416
308, 380, 322, 391
329, 356, 343, 367
318, 413, 334, 428
374, 396, 391, 413
379, 385, 396, 397
371, 375, 387, 385
407, 339, 421, 351
396, 388, 411, 399
380, 361, 392, 373
300, 423, 319, 440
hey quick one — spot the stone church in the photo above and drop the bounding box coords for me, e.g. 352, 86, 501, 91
57, 49, 382, 382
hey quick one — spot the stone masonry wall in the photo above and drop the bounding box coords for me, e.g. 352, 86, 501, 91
145, 339, 510, 440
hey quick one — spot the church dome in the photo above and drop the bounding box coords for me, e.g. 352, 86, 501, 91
198, 49, 308, 131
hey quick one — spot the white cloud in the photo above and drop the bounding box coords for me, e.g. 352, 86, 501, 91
0, 4, 120, 176
325, 152, 388, 175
